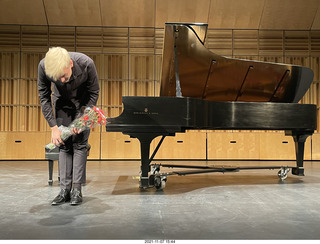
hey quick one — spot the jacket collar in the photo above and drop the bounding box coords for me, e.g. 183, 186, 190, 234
70, 58, 82, 81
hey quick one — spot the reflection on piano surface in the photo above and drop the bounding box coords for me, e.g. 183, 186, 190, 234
160, 23, 314, 103
106, 23, 317, 190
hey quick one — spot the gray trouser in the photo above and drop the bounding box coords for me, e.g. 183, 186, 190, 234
58, 129, 90, 191
55, 105, 90, 191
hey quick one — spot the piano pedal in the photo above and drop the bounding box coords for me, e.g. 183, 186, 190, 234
277, 167, 290, 181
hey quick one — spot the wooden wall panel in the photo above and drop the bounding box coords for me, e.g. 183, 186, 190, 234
259, 56, 284, 64
312, 7, 320, 30
208, 132, 260, 160
311, 133, 320, 160
129, 28, 155, 54
0, 79, 19, 104
284, 31, 310, 56
0, 52, 20, 132
233, 30, 258, 56
19, 80, 39, 105
0, 132, 103, 160
208, 0, 264, 29
260, 132, 312, 160
153, 131, 207, 160
206, 30, 233, 56
305, 135, 312, 161
259, 0, 319, 30
0, 24, 320, 160
87, 132, 101, 159
49, 27, 76, 51
128, 28, 156, 97
0, 0, 47, 25
155, 0, 210, 28
101, 0, 155, 27
0, 26, 21, 51
76, 27, 103, 53
208, 132, 312, 160
0, 132, 47, 159
311, 57, 320, 81
128, 55, 155, 96
260, 133, 294, 160
154, 55, 162, 96
0, 52, 20, 78
100, 53, 128, 118
1, 0, 320, 30
128, 80, 154, 97
44, 0, 102, 27
0, 106, 18, 131
155, 29, 164, 55
102, 28, 129, 54
311, 31, 320, 55
101, 132, 140, 159
20, 53, 44, 79
18, 106, 44, 132
285, 56, 310, 68
101, 54, 128, 81
258, 31, 283, 56
21, 26, 48, 52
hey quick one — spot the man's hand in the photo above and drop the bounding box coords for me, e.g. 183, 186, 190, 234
71, 127, 82, 135
51, 125, 63, 146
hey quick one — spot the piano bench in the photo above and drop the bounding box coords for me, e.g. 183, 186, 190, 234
45, 144, 91, 186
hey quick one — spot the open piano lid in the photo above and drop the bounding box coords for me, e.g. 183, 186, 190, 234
160, 23, 314, 103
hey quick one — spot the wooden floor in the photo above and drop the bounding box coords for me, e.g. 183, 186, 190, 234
1, 159, 320, 240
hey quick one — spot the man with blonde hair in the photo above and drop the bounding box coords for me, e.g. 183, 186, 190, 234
38, 47, 99, 205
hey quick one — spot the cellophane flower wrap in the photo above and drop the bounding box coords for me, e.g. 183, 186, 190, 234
45, 106, 107, 151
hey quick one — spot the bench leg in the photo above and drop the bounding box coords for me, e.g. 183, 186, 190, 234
48, 160, 54, 186
58, 160, 60, 182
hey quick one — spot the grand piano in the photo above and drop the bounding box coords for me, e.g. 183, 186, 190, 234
106, 23, 317, 189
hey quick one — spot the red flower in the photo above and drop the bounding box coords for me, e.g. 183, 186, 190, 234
83, 115, 89, 121
99, 109, 105, 117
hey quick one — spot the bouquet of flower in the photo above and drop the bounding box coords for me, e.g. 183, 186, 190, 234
45, 106, 107, 150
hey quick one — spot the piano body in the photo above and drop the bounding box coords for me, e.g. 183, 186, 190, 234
106, 23, 317, 189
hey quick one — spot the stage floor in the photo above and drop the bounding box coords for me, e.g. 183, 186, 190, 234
1, 160, 320, 240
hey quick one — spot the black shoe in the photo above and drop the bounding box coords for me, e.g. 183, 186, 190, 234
70, 189, 82, 205
51, 189, 70, 205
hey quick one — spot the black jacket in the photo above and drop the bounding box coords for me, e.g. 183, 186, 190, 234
38, 52, 100, 127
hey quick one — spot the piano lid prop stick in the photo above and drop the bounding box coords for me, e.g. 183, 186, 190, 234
174, 26, 182, 98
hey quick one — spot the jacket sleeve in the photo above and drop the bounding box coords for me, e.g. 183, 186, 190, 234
37, 62, 57, 127
86, 60, 100, 107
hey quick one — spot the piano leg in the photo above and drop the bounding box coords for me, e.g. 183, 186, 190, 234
286, 131, 313, 176
139, 138, 152, 188
129, 133, 161, 188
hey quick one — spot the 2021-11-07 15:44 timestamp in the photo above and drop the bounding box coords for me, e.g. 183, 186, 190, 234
145, 240, 175, 243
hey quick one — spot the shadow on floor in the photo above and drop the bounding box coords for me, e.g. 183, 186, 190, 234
111, 171, 313, 195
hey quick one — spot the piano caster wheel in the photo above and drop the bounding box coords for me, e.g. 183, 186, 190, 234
278, 167, 290, 181
155, 175, 167, 190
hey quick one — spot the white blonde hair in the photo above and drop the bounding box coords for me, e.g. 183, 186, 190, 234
44, 47, 71, 81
